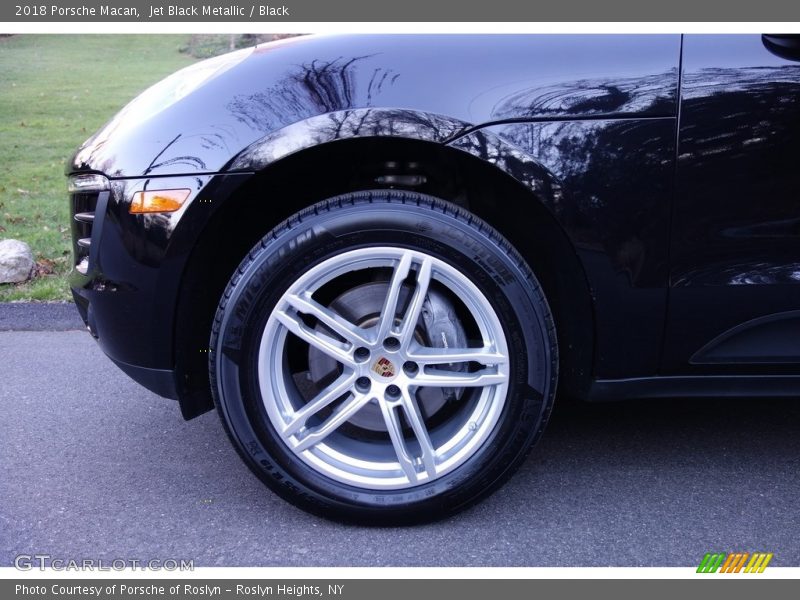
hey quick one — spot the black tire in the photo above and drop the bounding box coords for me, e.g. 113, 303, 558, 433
210, 190, 557, 524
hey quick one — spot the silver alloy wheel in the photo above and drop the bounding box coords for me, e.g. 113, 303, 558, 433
257, 247, 510, 490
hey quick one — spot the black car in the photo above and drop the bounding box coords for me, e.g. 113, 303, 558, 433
67, 34, 800, 523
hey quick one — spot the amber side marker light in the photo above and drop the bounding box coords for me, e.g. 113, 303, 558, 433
129, 189, 191, 214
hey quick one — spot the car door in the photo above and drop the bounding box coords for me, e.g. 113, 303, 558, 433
664, 34, 800, 373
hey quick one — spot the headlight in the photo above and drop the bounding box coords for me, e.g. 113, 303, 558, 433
67, 174, 110, 193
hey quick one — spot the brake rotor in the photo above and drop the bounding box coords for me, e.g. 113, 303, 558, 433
307, 281, 467, 432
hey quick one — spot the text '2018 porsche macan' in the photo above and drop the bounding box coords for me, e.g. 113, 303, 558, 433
68, 34, 800, 523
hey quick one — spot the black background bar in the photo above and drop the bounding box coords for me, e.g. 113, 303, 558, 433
3, 0, 800, 22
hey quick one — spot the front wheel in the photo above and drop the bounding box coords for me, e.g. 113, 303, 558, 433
210, 191, 557, 523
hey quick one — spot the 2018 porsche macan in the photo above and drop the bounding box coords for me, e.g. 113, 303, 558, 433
68, 34, 800, 522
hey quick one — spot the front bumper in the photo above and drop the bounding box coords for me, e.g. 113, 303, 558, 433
67, 172, 248, 400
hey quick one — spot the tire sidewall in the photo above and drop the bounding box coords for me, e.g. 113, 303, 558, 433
213, 194, 555, 521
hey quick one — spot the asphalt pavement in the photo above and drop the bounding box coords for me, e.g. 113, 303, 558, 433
1, 305, 799, 567
0, 301, 83, 331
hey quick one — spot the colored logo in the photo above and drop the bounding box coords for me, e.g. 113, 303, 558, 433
697, 552, 773, 573
372, 357, 396, 378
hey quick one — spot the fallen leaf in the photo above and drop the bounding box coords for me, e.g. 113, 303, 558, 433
34, 259, 55, 276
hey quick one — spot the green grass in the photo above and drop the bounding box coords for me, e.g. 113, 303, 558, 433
0, 34, 198, 301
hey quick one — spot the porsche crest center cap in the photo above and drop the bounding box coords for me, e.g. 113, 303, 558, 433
372, 357, 396, 378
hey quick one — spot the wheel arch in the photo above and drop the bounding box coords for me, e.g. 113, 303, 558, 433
173, 135, 595, 419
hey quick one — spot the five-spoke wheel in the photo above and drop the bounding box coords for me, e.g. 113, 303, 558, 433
211, 191, 557, 523
260, 247, 510, 489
